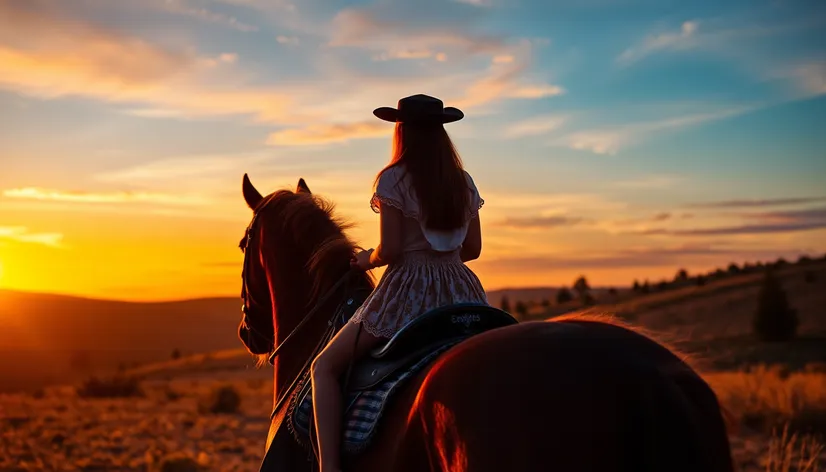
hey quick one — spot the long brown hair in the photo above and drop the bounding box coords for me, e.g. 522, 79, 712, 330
374, 122, 470, 231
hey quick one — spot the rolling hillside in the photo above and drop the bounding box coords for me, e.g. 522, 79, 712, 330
0, 291, 242, 392
2, 258, 824, 393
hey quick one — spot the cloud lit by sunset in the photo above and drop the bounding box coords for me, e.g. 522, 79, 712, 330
1, 0, 824, 301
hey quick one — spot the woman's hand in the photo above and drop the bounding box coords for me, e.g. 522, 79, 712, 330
350, 248, 375, 271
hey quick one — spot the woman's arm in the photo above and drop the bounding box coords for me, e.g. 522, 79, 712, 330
367, 204, 404, 269
460, 215, 482, 262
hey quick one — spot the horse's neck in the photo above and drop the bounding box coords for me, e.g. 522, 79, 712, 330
269, 263, 356, 398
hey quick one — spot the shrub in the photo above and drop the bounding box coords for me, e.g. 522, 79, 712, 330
76, 375, 144, 398
514, 301, 528, 318
556, 287, 573, 304
696, 275, 707, 287
753, 270, 798, 342
156, 453, 202, 472
804, 271, 817, 284
199, 384, 241, 414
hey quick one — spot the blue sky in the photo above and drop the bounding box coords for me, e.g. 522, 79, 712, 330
0, 0, 824, 299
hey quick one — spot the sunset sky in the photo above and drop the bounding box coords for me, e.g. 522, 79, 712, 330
1, 0, 825, 301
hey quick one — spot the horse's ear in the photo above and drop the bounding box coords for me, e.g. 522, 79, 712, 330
296, 178, 311, 194
242, 173, 264, 210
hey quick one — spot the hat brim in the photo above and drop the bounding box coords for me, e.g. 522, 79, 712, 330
373, 106, 464, 124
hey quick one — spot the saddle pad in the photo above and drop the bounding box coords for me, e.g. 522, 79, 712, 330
288, 342, 458, 455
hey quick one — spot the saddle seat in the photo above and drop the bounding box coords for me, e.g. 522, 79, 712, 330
347, 303, 518, 390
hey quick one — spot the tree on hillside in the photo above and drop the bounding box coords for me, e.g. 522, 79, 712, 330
540, 298, 551, 307
797, 255, 813, 265
641, 280, 651, 294
727, 263, 741, 275
556, 287, 573, 304
500, 296, 512, 313
753, 269, 798, 342
632, 280, 641, 292
773, 257, 788, 269
607, 287, 618, 297
675, 269, 689, 283
696, 275, 707, 287
514, 301, 528, 318
656, 280, 668, 292
573, 276, 590, 296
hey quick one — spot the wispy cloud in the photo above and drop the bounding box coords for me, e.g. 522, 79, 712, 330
2, 188, 209, 206
482, 191, 626, 213
553, 107, 750, 154
495, 215, 589, 229
161, 0, 259, 32
503, 114, 567, 138
477, 244, 803, 272
276, 35, 300, 45
0, 226, 64, 248
635, 205, 826, 237
640, 222, 826, 236
328, 9, 505, 56
686, 196, 826, 209
266, 121, 391, 146
613, 174, 681, 189
453, 0, 492, 6
765, 59, 826, 99
617, 20, 699, 65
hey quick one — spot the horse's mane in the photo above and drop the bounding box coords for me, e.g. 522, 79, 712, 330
550, 311, 698, 370
258, 189, 375, 299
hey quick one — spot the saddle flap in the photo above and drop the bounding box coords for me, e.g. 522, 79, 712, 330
347, 337, 465, 391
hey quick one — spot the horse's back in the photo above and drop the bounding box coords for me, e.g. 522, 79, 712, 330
386, 318, 734, 472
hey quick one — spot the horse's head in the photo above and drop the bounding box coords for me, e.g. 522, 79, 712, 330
237, 173, 373, 372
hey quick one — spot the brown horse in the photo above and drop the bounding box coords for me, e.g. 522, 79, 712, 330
237, 174, 735, 472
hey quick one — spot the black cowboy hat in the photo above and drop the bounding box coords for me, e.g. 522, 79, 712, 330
373, 94, 464, 124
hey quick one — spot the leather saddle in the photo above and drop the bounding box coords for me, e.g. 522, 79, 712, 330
346, 303, 517, 391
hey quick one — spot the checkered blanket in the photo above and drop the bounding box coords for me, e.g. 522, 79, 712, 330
288, 342, 459, 455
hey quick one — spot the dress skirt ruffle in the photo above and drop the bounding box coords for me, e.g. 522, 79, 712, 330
349, 249, 489, 339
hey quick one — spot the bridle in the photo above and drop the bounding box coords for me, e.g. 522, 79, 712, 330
239, 194, 365, 420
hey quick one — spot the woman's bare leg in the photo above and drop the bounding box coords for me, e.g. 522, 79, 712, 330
311, 321, 384, 472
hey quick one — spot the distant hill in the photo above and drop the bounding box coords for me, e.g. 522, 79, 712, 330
0, 290, 243, 392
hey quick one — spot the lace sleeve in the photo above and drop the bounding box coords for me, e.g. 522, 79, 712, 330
465, 171, 484, 219
369, 167, 406, 214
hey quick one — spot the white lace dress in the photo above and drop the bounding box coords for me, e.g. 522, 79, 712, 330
349, 165, 489, 339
